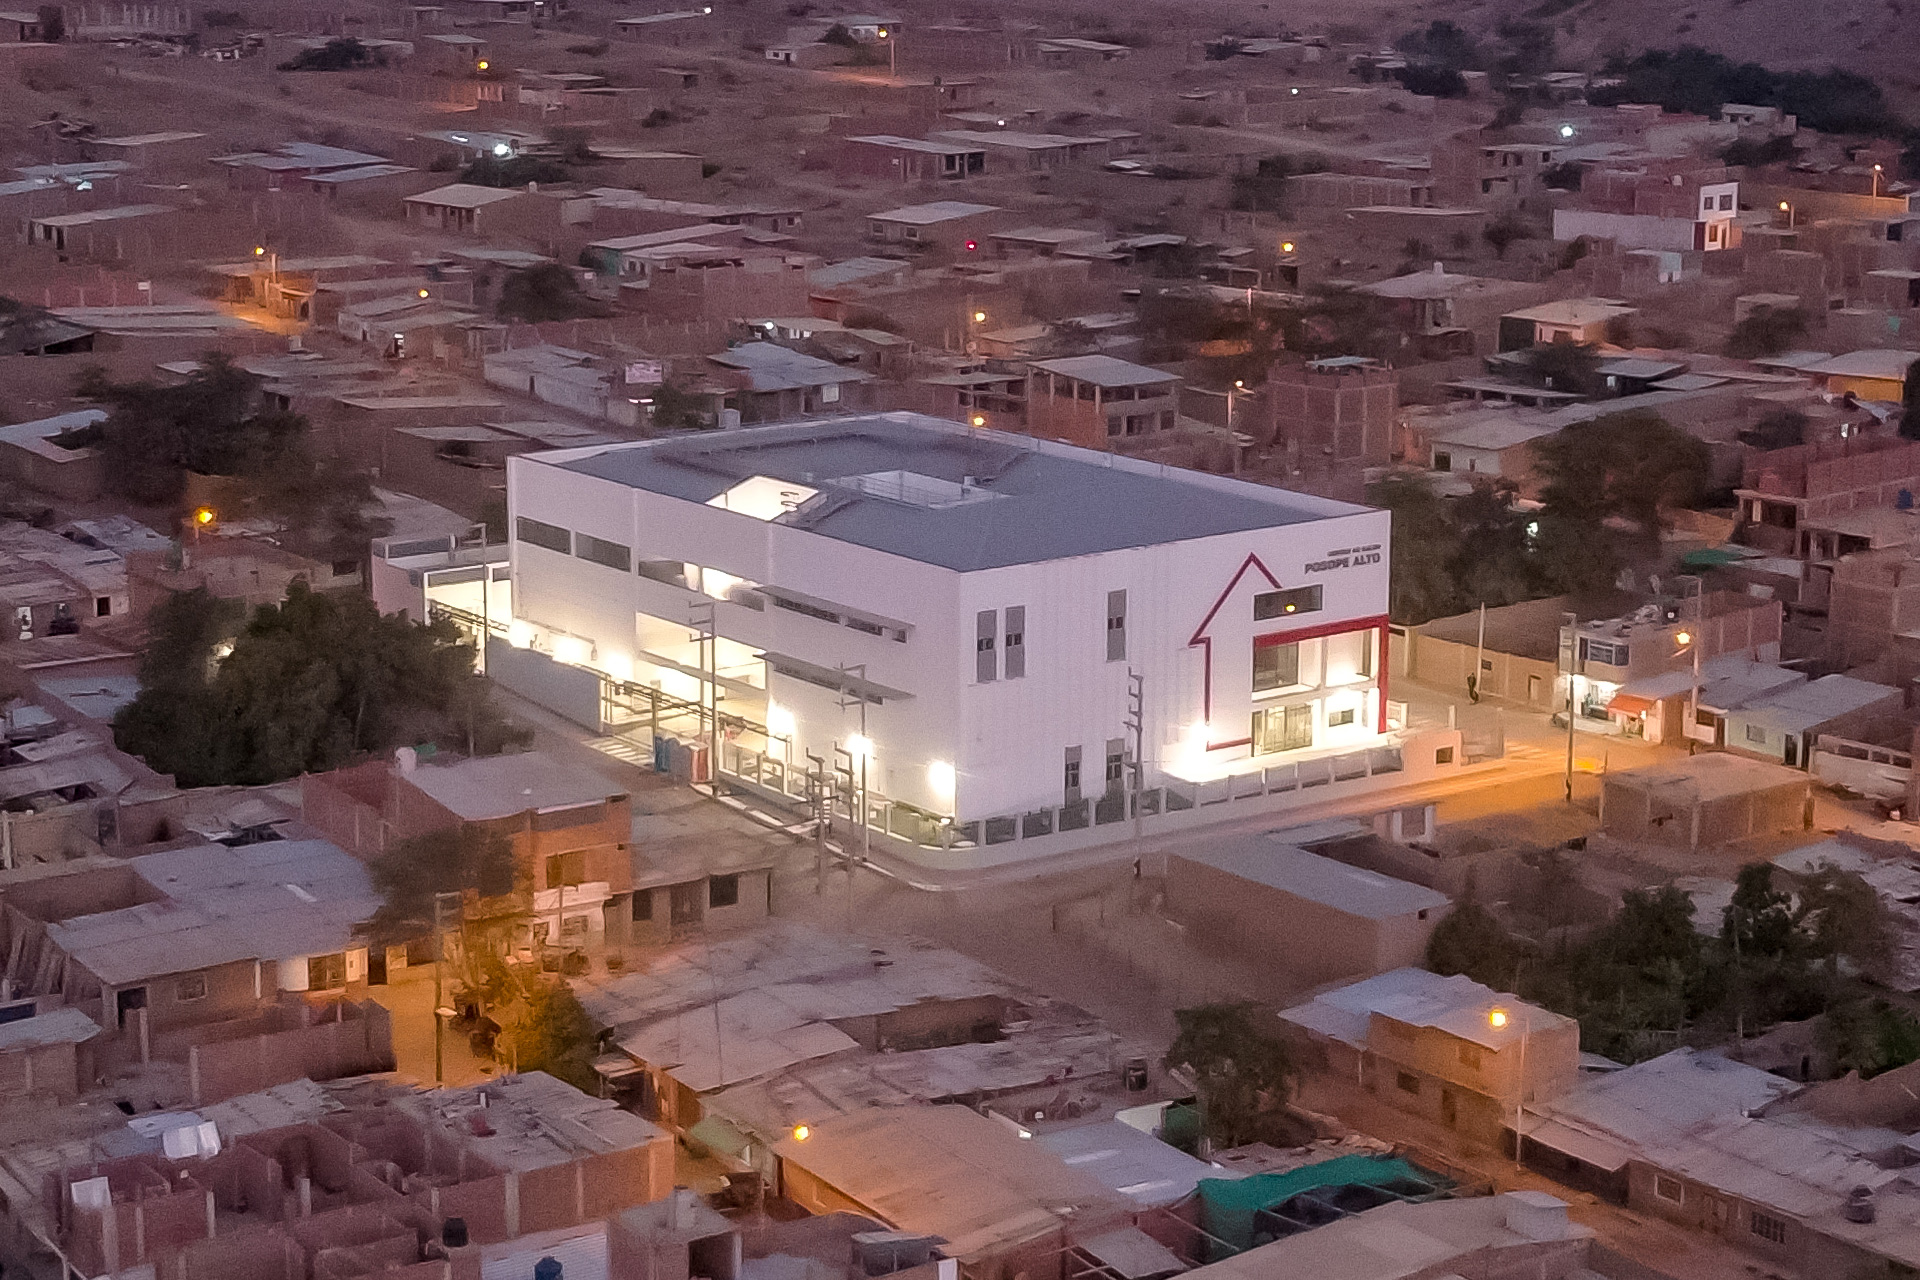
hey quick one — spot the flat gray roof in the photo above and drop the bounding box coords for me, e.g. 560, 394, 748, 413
404, 751, 626, 820
46, 840, 378, 986
1174, 836, 1449, 920
1028, 354, 1180, 388
544, 414, 1368, 572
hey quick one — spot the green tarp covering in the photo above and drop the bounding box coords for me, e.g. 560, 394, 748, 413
1193, 1155, 1430, 1252
1681, 547, 1750, 568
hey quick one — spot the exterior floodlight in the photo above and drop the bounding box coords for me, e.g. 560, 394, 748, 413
1489, 1009, 1509, 1029
493, 142, 512, 157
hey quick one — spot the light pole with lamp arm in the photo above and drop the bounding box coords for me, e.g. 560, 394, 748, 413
1490, 1005, 1530, 1168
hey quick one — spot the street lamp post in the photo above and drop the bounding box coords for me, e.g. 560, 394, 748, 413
1561, 611, 1577, 804
1490, 1006, 1530, 1168
1874, 164, 1884, 199
431, 889, 463, 1084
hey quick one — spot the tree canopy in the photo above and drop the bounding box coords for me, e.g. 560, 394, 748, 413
1590, 47, 1902, 139
114, 583, 527, 787
278, 36, 381, 71
69, 354, 387, 562
497, 264, 610, 323
364, 827, 520, 947
1429, 862, 1896, 1065
1164, 1002, 1299, 1148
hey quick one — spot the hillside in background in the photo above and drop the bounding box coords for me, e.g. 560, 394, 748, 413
1466, 0, 1920, 107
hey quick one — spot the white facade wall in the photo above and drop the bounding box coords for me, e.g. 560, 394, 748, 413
506, 437, 1391, 824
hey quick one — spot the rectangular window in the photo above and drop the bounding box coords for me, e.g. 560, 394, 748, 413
1106, 590, 1127, 661
1745, 723, 1768, 744
95, 597, 111, 618
1720, 193, 1733, 210
1433, 450, 1452, 472
1064, 747, 1082, 797
708, 873, 740, 908
1253, 641, 1300, 692
1254, 585, 1323, 620
1749, 1211, 1786, 1245
633, 891, 653, 921
1105, 739, 1125, 789
976, 609, 997, 683
515, 516, 571, 554
1395, 1071, 1421, 1095
575, 534, 631, 572
1004, 606, 1025, 679
176, 974, 208, 1003
1252, 704, 1313, 755
1328, 707, 1356, 728
545, 850, 586, 888
308, 953, 347, 991
1578, 637, 1628, 666
1654, 1176, 1685, 1205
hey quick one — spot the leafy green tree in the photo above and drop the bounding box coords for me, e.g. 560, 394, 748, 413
1517, 342, 1602, 395
1532, 410, 1708, 565
493, 975, 601, 1092
1726, 305, 1808, 359
1425, 899, 1523, 990
497, 264, 609, 323
649, 381, 710, 431
1825, 999, 1920, 1080
114, 582, 527, 787
1365, 474, 1462, 624
460, 154, 572, 187
72, 355, 388, 561
1229, 153, 1324, 214
1590, 47, 1900, 138
1798, 865, 1893, 980
278, 36, 378, 71
365, 827, 519, 947
1394, 20, 1478, 70
1396, 64, 1468, 98
1724, 863, 1798, 958
1482, 214, 1527, 260
1164, 1003, 1298, 1148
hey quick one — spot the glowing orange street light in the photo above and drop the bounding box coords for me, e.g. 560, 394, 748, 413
253, 246, 266, 257
792, 1124, 811, 1141
972, 310, 986, 323
1280, 240, 1296, 253
1488, 1008, 1509, 1030
418, 288, 431, 298
476, 59, 489, 70
193, 507, 216, 526
971, 414, 986, 427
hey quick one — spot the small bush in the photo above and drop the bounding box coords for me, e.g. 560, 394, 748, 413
278, 37, 379, 72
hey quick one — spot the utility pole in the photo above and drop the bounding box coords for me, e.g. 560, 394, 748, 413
807, 751, 828, 895
1562, 611, 1578, 805
1470, 601, 1486, 703
689, 602, 718, 790
430, 889, 462, 1084
1124, 669, 1144, 844
837, 664, 871, 872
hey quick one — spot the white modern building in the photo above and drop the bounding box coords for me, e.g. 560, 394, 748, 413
504, 414, 1417, 865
